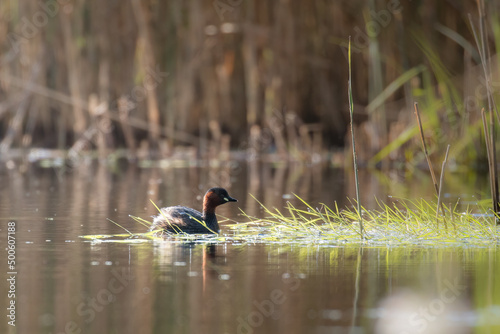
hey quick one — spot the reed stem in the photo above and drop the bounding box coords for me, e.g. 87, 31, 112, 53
414, 102, 448, 228
470, 0, 500, 222
436, 145, 450, 230
348, 37, 364, 238
481, 109, 499, 223
414, 102, 438, 192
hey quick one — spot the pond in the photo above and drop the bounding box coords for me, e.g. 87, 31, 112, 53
0, 160, 498, 334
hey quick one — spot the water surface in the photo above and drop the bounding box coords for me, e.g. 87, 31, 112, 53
0, 161, 498, 334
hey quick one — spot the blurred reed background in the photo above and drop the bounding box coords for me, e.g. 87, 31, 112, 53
0, 0, 498, 167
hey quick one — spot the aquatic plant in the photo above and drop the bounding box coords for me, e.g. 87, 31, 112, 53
229, 195, 499, 246
82, 195, 499, 247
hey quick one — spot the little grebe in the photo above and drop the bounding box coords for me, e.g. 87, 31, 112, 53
150, 187, 237, 234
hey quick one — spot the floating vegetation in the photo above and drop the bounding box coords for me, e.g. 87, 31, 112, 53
80, 215, 228, 245
81, 195, 499, 247
230, 195, 499, 246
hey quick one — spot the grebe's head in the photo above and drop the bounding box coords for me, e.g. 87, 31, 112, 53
204, 187, 237, 208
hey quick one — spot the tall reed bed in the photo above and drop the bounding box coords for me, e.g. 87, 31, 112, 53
1, 1, 497, 166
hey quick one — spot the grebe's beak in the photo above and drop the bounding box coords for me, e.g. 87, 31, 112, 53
224, 196, 237, 202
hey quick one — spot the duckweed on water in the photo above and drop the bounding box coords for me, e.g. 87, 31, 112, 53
81, 196, 499, 246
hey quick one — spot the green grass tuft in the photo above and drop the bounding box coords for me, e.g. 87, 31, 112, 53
230, 195, 499, 246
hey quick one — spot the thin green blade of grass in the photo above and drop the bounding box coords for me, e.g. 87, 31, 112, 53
366, 65, 426, 114
107, 218, 133, 235
129, 214, 153, 228
149, 199, 183, 234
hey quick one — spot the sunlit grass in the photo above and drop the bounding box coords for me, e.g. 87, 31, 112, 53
229, 195, 499, 246
81, 195, 499, 246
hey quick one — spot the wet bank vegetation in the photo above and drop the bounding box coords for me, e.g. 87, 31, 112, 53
0, 1, 499, 168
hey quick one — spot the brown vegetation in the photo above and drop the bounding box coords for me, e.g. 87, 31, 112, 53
0, 0, 497, 163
